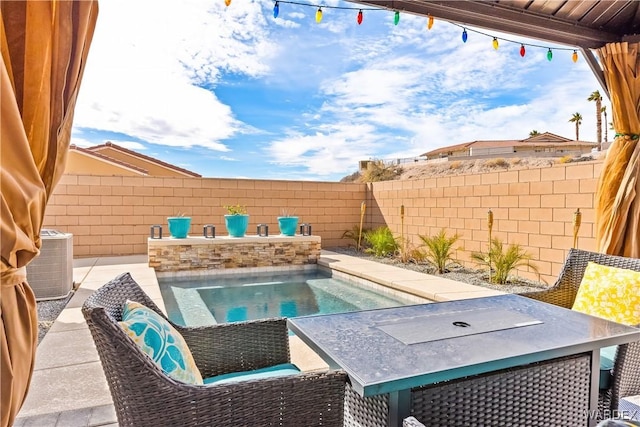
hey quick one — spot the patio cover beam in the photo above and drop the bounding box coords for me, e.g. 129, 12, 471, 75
348, 0, 623, 49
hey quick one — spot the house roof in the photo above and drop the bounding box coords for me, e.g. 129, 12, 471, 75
68, 144, 149, 174
421, 132, 596, 157
87, 142, 201, 177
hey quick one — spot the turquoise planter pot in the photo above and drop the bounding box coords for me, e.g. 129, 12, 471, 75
225, 214, 249, 237
167, 217, 191, 238
278, 216, 299, 236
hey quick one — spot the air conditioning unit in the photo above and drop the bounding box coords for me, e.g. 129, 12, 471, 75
26, 229, 74, 301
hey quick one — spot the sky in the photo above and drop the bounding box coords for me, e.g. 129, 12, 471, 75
71, 0, 609, 181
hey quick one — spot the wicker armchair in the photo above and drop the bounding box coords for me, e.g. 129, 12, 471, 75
82, 272, 348, 427
522, 248, 640, 414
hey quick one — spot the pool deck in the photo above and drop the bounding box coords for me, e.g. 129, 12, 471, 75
15, 250, 505, 426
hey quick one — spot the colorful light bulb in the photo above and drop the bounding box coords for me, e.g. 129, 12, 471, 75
357, 9, 363, 25
492, 37, 499, 50
315, 7, 322, 23
547, 48, 553, 61
273, 1, 279, 18
520, 44, 525, 57
462, 28, 468, 43
394, 10, 400, 25
572, 50, 578, 63
427, 14, 434, 30
224, 0, 231, 6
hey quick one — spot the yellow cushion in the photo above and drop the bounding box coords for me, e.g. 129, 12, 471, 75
572, 262, 640, 326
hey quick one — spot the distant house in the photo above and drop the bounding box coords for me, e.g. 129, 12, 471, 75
66, 142, 201, 177
421, 132, 597, 161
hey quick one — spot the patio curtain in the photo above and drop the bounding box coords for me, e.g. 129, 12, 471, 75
0, 2, 98, 426
595, 42, 640, 258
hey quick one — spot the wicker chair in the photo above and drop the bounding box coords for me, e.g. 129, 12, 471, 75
82, 272, 348, 427
522, 248, 640, 414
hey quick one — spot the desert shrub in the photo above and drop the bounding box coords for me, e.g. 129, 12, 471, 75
360, 160, 403, 182
418, 229, 461, 273
471, 238, 539, 284
396, 238, 426, 264
340, 171, 361, 182
484, 158, 510, 168
510, 157, 522, 166
341, 224, 370, 250
363, 226, 398, 257
449, 161, 462, 170
558, 155, 573, 164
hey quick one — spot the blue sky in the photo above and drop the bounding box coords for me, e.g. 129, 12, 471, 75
71, 0, 607, 181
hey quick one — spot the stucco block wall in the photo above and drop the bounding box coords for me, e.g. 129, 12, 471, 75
44, 160, 602, 285
43, 175, 366, 258
366, 161, 602, 284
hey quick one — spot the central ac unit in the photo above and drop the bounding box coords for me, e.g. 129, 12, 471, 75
26, 229, 74, 301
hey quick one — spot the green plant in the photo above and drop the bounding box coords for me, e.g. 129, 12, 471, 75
471, 238, 539, 284
341, 224, 370, 250
418, 229, 461, 273
224, 204, 247, 215
363, 226, 398, 257
280, 208, 297, 217
396, 238, 426, 264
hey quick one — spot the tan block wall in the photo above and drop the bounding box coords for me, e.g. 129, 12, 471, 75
366, 161, 602, 284
43, 175, 366, 258
44, 161, 602, 285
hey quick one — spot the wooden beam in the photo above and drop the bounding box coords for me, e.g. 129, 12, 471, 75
348, 0, 622, 48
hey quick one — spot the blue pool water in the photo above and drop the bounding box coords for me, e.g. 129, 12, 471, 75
158, 269, 413, 326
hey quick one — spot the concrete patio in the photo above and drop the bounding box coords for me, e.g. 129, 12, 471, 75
15, 250, 504, 426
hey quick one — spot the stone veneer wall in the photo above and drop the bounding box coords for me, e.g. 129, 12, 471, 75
148, 236, 321, 273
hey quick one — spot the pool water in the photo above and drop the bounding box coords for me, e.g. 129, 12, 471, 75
158, 269, 413, 326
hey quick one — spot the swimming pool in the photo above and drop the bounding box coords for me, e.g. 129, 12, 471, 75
158, 268, 416, 326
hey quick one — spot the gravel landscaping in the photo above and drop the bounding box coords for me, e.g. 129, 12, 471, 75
325, 246, 550, 295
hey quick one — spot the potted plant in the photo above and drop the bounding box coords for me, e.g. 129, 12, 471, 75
277, 208, 298, 236
167, 212, 191, 238
224, 204, 249, 237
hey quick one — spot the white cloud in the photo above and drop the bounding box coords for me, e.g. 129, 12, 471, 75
261, 13, 603, 175
74, 0, 275, 151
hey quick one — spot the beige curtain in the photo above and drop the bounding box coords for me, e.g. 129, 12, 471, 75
595, 42, 640, 258
0, 2, 98, 426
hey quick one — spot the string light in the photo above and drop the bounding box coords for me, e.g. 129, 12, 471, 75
225, 0, 231, 6
268, 1, 580, 62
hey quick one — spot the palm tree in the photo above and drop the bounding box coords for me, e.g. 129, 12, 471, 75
588, 90, 602, 150
529, 130, 540, 137
569, 112, 583, 141
601, 106, 608, 144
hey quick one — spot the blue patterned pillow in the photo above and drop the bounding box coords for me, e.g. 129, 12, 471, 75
119, 300, 203, 385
